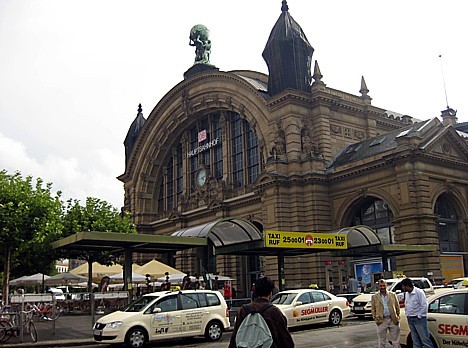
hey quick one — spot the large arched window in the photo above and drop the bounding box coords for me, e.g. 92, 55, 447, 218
353, 198, 394, 244
157, 112, 260, 213
158, 143, 183, 211
231, 114, 259, 188
435, 194, 459, 252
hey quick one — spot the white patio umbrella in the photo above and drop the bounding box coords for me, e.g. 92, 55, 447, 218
202, 274, 233, 281
135, 259, 182, 278
76, 281, 98, 288
44, 272, 87, 286
9, 275, 29, 286
9, 273, 50, 286
109, 272, 146, 283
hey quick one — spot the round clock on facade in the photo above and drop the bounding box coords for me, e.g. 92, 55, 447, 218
196, 168, 207, 187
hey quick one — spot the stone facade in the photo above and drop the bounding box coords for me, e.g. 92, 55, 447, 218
118, 3, 468, 297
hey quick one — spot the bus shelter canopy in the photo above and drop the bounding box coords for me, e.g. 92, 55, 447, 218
170, 218, 263, 247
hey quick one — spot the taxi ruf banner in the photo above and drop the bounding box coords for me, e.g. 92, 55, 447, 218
264, 230, 347, 249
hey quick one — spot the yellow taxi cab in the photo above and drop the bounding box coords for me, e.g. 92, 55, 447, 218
453, 278, 468, 289
93, 289, 230, 348
271, 288, 350, 327
400, 288, 468, 348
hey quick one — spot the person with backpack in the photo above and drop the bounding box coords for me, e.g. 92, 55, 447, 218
229, 277, 294, 348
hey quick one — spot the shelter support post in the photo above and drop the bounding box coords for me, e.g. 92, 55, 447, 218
277, 252, 285, 291
382, 254, 389, 271
124, 248, 133, 301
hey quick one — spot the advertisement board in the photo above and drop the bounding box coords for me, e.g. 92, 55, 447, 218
440, 255, 464, 282
264, 230, 347, 249
353, 259, 383, 289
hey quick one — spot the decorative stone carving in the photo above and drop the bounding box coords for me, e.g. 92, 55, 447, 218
354, 130, 365, 140
270, 120, 286, 158
182, 89, 193, 116
225, 96, 232, 110
301, 128, 319, 156
330, 125, 342, 135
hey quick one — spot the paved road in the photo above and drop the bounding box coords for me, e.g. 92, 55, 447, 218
2, 314, 396, 348
138, 318, 390, 348
147, 317, 394, 348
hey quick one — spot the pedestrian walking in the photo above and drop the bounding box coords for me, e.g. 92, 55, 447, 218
401, 278, 434, 348
358, 276, 365, 293
347, 275, 358, 293
229, 276, 294, 348
182, 272, 192, 290
371, 279, 401, 348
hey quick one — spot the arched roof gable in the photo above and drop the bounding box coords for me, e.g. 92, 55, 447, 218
122, 70, 272, 183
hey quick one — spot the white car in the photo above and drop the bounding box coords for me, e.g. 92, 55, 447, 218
93, 290, 230, 348
400, 288, 468, 348
271, 289, 350, 327
47, 287, 65, 301
350, 277, 434, 317
434, 278, 468, 294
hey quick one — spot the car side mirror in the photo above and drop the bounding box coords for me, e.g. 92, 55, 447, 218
295, 301, 303, 306
153, 307, 162, 313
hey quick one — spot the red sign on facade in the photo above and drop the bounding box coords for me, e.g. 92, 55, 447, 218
198, 130, 207, 143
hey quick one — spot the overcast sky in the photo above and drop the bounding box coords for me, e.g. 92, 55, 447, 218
1, 0, 466, 209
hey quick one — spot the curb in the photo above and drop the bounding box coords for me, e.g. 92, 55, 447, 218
1, 327, 234, 347
0, 338, 96, 348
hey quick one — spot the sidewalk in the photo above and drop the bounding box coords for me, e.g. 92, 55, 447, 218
1, 313, 100, 347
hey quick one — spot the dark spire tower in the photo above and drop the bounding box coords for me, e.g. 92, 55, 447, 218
262, 1, 314, 96
124, 104, 146, 166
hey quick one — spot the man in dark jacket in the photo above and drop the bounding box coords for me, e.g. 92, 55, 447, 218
229, 277, 294, 348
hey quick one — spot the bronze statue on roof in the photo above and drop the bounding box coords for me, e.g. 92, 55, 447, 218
189, 24, 211, 65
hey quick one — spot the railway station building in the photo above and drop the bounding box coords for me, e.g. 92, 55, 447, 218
118, 1, 468, 296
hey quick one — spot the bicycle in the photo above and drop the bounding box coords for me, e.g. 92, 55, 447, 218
0, 309, 37, 343
26, 302, 60, 321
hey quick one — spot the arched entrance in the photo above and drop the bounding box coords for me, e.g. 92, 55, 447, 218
435, 193, 460, 252
171, 217, 263, 296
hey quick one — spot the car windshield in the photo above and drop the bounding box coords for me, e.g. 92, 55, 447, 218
271, 292, 298, 305
122, 295, 158, 312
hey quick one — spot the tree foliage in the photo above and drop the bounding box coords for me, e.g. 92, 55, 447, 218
0, 170, 63, 302
62, 197, 136, 265
1, 170, 137, 301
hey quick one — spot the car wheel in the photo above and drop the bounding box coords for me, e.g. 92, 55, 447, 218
125, 327, 147, 348
204, 320, 223, 341
328, 309, 342, 326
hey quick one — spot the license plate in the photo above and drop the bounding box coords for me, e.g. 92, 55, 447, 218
354, 306, 363, 310
93, 329, 102, 336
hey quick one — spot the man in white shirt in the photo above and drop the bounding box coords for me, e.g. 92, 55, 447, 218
401, 278, 433, 348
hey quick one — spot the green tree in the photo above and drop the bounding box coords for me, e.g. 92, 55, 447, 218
0, 170, 63, 304
62, 197, 136, 290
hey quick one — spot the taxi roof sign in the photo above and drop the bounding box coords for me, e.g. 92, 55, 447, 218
265, 231, 347, 249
